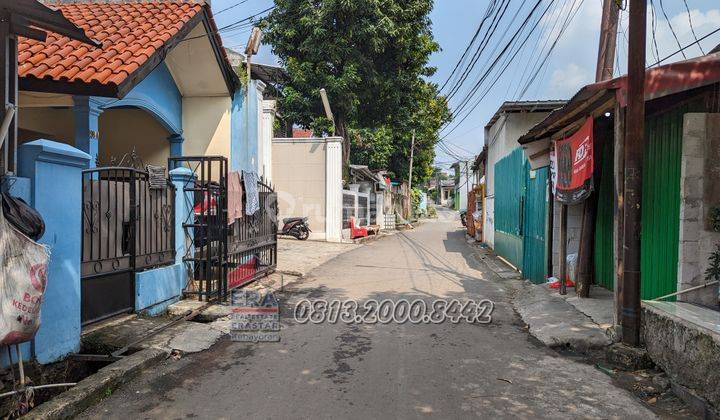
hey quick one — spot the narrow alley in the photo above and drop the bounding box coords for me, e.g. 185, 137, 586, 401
79, 209, 651, 419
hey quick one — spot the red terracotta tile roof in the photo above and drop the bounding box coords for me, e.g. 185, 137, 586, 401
18, 1, 214, 96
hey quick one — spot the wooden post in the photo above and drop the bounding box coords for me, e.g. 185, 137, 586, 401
621, 0, 647, 347
595, 0, 620, 82
576, 0, 620, 297
559, 204, 568, 295
547, 179, 554, 278
613, 102, 625, 326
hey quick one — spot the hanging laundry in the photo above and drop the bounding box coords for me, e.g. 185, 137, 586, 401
228, 171, 244, 225
243, 171, 260, 216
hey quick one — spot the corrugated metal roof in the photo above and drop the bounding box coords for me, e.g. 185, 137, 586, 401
520, 50, 720, 144
485, 100, 568, 129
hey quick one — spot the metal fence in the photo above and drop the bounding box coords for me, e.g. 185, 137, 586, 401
227, 177, 278, 291
81, 167, 176, 324
169, 156, 277, 302
169, 156, 229, 302
342, 190, 370, 228
81, 167, 176, 277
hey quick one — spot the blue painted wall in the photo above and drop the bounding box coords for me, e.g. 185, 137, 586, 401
135, 263, 185, 316
97, 63, 182, 135
230, 82, 260, 173
17, 140, 90, 364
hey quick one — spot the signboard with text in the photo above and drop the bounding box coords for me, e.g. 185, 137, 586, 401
550, 117, 594, 205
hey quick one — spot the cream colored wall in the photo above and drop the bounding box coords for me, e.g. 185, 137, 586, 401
182, 96, 231, 158
100, 109, 170, 167
18, 108, 75, 145
272, 141, 327, 234
19, 107, 171, 168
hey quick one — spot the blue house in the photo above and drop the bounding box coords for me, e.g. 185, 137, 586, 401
3, 0, 269, 364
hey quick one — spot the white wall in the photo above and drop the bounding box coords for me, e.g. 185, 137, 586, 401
260, 100, 276, 182
455, 163, 471, 211
484, 111, 558, 249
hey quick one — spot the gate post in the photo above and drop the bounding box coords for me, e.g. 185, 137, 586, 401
17, 140, 91, 364
170, 166, 195, 268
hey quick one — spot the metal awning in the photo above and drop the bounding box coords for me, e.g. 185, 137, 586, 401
520, 50, 720, 145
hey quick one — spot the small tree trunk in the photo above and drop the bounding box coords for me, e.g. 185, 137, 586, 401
336, 115, 351, 179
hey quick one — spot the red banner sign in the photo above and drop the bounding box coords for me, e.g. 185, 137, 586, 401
550, 117, 594, 204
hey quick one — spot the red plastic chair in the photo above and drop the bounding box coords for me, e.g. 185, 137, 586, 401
349, 217, 368, 239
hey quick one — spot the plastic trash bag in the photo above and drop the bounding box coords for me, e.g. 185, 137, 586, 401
567, 253, 578, 283
1, 192, 45, 241
0, 195, 50, 346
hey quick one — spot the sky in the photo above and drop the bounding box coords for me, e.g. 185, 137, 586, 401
210, 0, 720, 169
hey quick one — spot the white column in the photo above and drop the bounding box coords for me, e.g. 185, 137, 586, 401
261, 100, 276, 182
325, 137, 343, 242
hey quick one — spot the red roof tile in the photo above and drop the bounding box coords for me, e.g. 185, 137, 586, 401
19, 1, 205, 95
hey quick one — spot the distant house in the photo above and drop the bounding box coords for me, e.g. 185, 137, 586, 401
451, 161, 471, 211
484, 100, 566, 282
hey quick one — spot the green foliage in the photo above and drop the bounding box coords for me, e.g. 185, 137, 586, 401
410, 187, 423, 216
710, 207, 720, 232
705, 243, 720, 282
263, 0, 451, 182
427, 205, 437, 218
349, 126, 394, 170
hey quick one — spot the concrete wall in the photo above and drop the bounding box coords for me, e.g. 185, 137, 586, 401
19, 107, 172, 168
100, 109, 171, 167
643, 301, 720, 415
260, 100, 276, 181
18, 108, 75, 145
182, 96, 232, 158
455, 164, 470, 211
677, 113, 720, 306
272, 140, 328, 238
17, 140, 90, 364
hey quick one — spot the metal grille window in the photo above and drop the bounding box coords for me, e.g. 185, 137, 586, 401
343, 193, 356, 229
358, 195, 369, 226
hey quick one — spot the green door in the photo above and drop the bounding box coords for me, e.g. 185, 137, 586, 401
594, 139, 615, 290
522, 166, 548, 284
640, 107, 688, 300
494, 148, 525, 269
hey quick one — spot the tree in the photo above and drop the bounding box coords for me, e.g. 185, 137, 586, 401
263, 0, 448, 171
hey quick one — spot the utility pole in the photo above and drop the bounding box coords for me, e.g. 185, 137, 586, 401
576, 0, 620, 298
408, 130, 416, 191
621, 0, 647, 347
595, 0, 620, 82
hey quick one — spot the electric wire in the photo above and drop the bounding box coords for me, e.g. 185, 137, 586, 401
658, 0, 686, 59
683, 0, 706, 55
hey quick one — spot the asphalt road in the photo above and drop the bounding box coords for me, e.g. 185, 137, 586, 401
80, 208, 653, 419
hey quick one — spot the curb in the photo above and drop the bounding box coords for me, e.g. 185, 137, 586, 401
24, 348, 169, 419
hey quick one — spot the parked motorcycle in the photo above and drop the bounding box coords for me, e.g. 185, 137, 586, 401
281, 217, 311, 240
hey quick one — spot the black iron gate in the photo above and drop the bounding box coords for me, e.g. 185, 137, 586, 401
169, 156, 229, 302
81, 167, 176, 325
227, 177, 278, 291
169, 156, 277, 302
